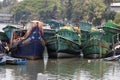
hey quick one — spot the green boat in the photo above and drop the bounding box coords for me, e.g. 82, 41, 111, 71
2, 25, 20, 39
46, 28, 81, 58
82, 28, 109, 59
99, 21, 120, 57
46, 19, 64, 30
43, 24, 56, 40
79, 22, 93, 47
99, 21, 120, 44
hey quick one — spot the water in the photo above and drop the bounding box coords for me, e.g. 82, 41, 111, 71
0, 58, 120, 80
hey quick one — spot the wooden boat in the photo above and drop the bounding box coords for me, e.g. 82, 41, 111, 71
43, 24, 56, 40
46, 19, 64, 30
82, 28, 110, 59
2, 25, 20, 39
46, 28, 81, 58
5, 56, 26, 65
99, 21, 120, 58
101, 55, 120, 61
99, 26, 120, 43
80, 22, 92, 44
105, 33, 120, 58
10, 21, 45, 60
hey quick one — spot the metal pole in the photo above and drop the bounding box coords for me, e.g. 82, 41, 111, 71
99, 37, 102, 58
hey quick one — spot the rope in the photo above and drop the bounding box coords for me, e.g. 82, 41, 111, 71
56, 34, 81, 52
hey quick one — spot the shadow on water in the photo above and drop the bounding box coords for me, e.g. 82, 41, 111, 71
45, 59, 120, 80
1, 47, 120, 80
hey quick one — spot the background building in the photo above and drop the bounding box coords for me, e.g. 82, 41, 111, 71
109, 3, 120, 12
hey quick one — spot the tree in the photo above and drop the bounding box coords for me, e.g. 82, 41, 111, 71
10, 0, 107, 25
102, 11, 116, 21
114, 12, 120, 25
72, 0, 89, 22
0, 2, 2, 9
88, 0, 106, 23
3, 0, 18, 7
12, 0, 63, 21
103, 0, 114, 6
66, 0, 73, 20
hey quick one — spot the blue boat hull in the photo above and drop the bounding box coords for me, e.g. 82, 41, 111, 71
11, 40, 44, 60
0, 54, 6, 65
6, 59, 26, 65
10, 25, 45, 60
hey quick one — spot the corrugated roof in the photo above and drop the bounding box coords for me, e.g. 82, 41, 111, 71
0, 23, 20, 32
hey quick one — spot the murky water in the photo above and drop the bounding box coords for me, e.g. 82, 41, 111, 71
0, 58, 120, 80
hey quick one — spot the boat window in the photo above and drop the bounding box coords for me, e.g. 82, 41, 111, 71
20, 31, 26, 37
12, 30, 26, 39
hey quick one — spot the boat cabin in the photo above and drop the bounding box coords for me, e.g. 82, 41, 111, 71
10, 29, 27, 46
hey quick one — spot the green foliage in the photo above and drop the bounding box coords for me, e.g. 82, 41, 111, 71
0, 2, 2, 9
71, 0, 106, 23
3, 0, 18, 7
102, 11, 116, 21
12, 0, 64, 22
8, 0, 107, 25
88, 0, 106, 21
72, 0, 89, 21
114, 12, 120, 25
103, 0, 114, 6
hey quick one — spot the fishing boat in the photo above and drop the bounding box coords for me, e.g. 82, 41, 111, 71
99, 21, 120, 58
46, 19, 64, 30
46, 26, 81, 58
79, 22, 92, 45
101, 55, 120, 61
10, 21, 45, 60
43, 24, 56, 40
5, 56, 26, 65
82, 27, 109, 59
99, 21, 120, 43
105, 33, 120, 58
2, 25, 20, 39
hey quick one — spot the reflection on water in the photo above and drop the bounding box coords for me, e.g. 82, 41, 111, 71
0, 58, 120, 80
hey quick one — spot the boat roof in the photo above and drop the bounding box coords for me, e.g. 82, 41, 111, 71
1, 23, 21, 32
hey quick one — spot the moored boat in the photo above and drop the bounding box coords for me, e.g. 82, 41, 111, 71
5, 56, 26, 65
46, 27, 81, 58
82, 27, 109, 59
101, 55, 120, 61
43, 24, 56, 40
10, 21, 45, 60
105, 33, 120, 58
2, 25, 20, 39
46, 19, 64, 30
99, 21, 120, 58
99, 22, 120, 43
79, 22, 92, 45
